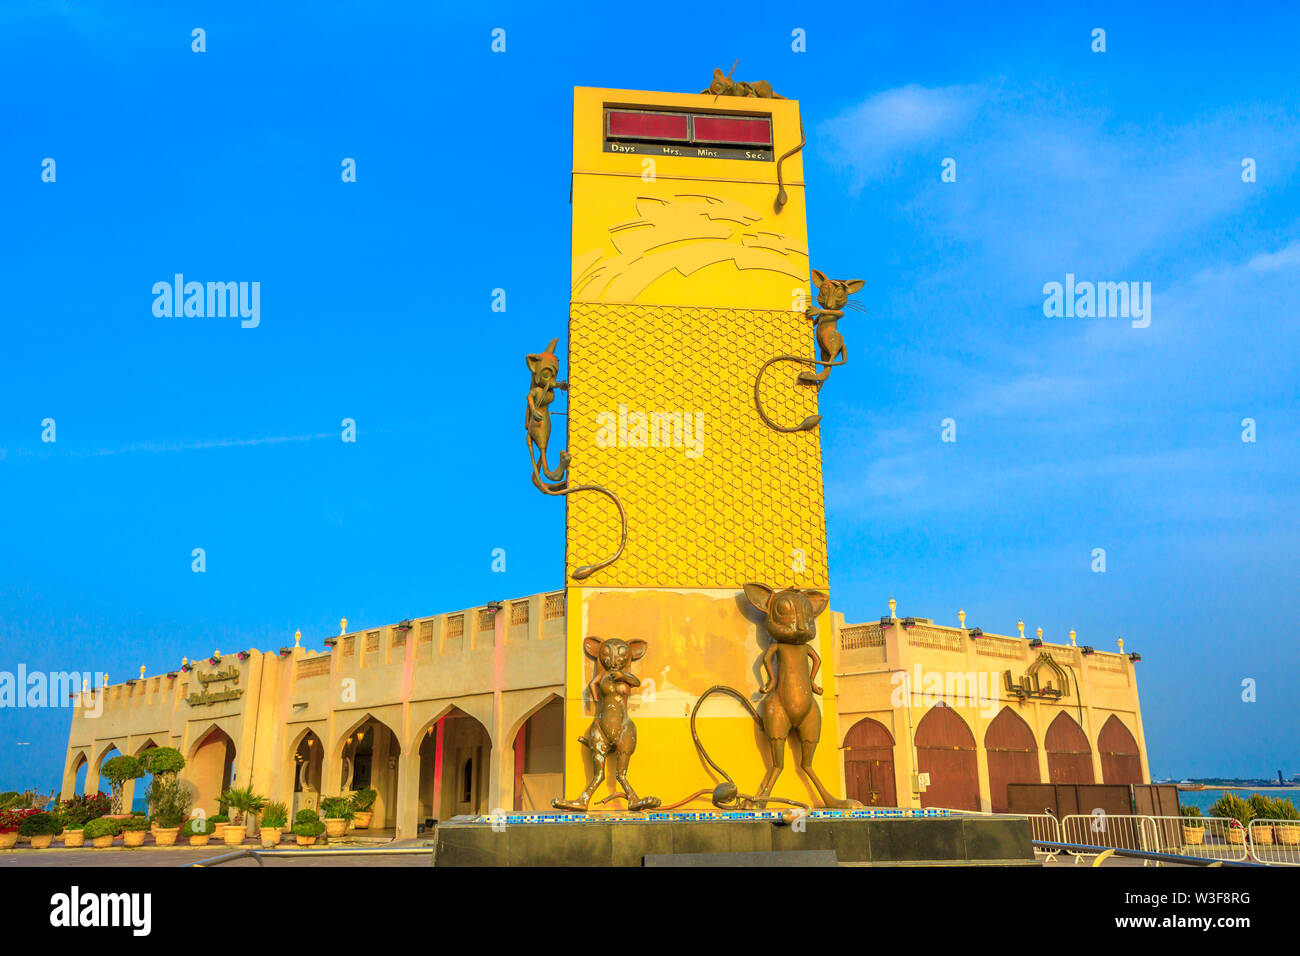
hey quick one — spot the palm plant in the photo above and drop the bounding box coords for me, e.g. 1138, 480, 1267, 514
220, 786, 267, 826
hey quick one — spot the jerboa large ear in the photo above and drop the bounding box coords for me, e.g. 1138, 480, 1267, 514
802, 590, 829, 617
742, 583, 774, 614
583, 637, 602, 660
844, 280, 865, 294
810, 269, 827, 289
627, 640, 648, 661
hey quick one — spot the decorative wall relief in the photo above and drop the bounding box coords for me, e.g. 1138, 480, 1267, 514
525, 338, 626, 580
754, 269, 865, 433
571, 195, 808, 303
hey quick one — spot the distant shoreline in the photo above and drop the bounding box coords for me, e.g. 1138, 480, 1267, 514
1179, 785, 1299, 791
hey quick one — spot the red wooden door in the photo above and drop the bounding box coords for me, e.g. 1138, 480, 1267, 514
1098, 715, 1143, 784
915, 705, 980, 811
985, 707, 1040, 813
1045, 712, 1095, 784
843, 718, 896, 806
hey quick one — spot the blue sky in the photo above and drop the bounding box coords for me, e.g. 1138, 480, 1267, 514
1, 1, 1297, 791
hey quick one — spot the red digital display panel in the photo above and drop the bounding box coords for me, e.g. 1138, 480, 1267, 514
606, 110, 691, 141
692, 115, 772, 146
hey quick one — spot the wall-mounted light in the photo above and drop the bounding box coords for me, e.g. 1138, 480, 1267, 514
967, 627, 984, 640
1080, 645, 1095, 656
1128, 652, 1142, 663
901, 617, 919, 630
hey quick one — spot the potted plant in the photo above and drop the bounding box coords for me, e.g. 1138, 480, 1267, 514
1272, 797, 1300, 845
293, 809, 325, 847
220, 786, 267, 845
259, 802, 288, 847
145, 776, 193, 847
18, 812, 59, 849
208, 813, 229, 841
62, 822, 86, 848
1179, 805, 1206, 845
1248, 794, 1275, 844
56, 793, 110, 834
84, 816, 122, 849
0, 810, 25, 850
320, 796, 355, 838
121, 815, 151, 848
1209, 793, 1253, 844
351, 788, 377, 829
100, 755, 144, 816
182, 818, 211, 847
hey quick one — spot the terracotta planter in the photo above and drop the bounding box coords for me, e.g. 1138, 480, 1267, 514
29, 834, 55, 850
154, 827, 180, 847
1275, 824, 1300, 845
1182, 826, 1205, 845
0, 832, 19, 850
259, 827, 283, 848
324, 818, 349, 838
210, 823, 228, 841
92, 835, 115, 849
296, 834, 318, 847
188, 834, 211, 847
353, 810, 373, 829
1227, 828, 1246, 845
1252, 826, 1274, 845
123, 830, 147, 848
63, 830, 85, 848
223, 824, 246, 846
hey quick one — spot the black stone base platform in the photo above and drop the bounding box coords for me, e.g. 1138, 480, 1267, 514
432, 814, 1037, 866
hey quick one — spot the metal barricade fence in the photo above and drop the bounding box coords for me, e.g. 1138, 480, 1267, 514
1248, 818, 1300, 865
1143, 815, 1248, 863
1059, 813, 1159, 860
1025, 813, 1062, 845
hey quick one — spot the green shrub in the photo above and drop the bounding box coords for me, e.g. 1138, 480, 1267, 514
83, 817, 122, 839
145, 777, 194, 829
100, 755, 144, 814
351, 788, 377, 812
320, 796, 356, 821
261, 802, 289, 829
1248, 793, 1275, 821
18, 812, 58, 837
181, 818, 211, 838
295, 808, 320, 824
139, 746, 185, 778
1271, 797, 1300, 822
292, 817, 325, 838
209, 814, 229, 825
121, 816, 151, 832
64, 821, 85, 832
56, 793, 111, 826
1209, 793, 1254, 827
1179, 805, 1205, 828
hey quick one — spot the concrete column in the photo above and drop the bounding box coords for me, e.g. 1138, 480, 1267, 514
394, 750, 419, 839
971, 708, 992, 813
489, 742, 514, 815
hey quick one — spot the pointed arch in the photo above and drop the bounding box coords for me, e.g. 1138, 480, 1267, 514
1098, 714, 1143, 784
984, 707, 1040, 812
914, 704, 979, 810
843, 717, 896, 807
511, 694, 564, 811
1045, 711, 1094, 784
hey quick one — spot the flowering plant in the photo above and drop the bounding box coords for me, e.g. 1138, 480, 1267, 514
0, 808, 39, 833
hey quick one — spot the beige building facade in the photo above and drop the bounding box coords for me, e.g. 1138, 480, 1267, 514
61, 590, 1147, 834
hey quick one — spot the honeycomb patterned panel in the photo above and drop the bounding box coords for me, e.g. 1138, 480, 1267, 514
565, 303, 829, 588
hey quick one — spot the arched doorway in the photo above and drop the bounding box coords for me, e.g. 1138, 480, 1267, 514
94, 744, 122, 801
338, 716, 402, 829
291, 730, 323, 817
1045, 712, 1094, 784
984, 708, 1040, 812
69, 752, 89, 796
415, 707, 492, 823
133, 738, 160, 814
915, 704, 979, 811
512, 698, 563, 811
189, 726, 236, 815
843, 718, 896, 806
1098, 715, 1143, 784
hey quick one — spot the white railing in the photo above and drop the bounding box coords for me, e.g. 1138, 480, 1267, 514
1143, 815, 1249, 863
1059, 813, 1160, 862
1247, 819, 1300, 865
